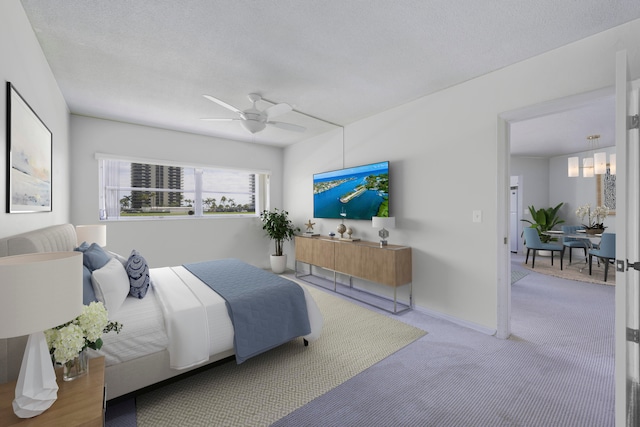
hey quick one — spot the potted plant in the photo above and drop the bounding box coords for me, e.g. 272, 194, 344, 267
521, 202, 565, 243
260, 208, 300, 273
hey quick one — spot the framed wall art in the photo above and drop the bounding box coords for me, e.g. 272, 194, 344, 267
596, 166, 616, 215
6, 82, 52, 213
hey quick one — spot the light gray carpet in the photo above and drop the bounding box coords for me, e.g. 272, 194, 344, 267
272, 255, 614, 426
106, 255, 614, 426
135, 283, 426, 426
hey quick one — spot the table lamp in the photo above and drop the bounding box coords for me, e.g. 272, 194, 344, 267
372, 216, 396, 246
0, 251, 83, 418
75, 224, 107, 247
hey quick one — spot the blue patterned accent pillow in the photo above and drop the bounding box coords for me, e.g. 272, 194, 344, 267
126, 250, 150, 299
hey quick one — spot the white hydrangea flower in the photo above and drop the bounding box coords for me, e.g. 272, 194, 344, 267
52, 323, 84, 364
78, 301, 108, 343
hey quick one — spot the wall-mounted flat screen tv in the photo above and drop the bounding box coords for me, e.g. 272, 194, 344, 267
313, 161, 389, 220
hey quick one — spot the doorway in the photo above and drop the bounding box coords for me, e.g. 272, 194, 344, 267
497, 87, 616, 339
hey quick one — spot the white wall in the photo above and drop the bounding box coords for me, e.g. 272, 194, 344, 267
0, 1, 71, 238
70, 115, 285, 269
284, 19, 640, 331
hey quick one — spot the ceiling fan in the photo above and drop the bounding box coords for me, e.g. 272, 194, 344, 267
201, 93, 306, 134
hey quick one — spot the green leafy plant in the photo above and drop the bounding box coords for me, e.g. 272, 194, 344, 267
260, 208, 300, 256
521, 203, 565, 243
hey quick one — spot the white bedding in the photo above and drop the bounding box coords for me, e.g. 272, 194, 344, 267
89, 280, 168, 366
94, 265, 322, 370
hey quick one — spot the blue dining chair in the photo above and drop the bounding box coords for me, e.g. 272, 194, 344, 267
562, 225, 588, 263
588, 233, 616, 282
523, 227, 565, 270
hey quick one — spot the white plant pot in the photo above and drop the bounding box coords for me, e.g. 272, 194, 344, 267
270, 254, 287, 274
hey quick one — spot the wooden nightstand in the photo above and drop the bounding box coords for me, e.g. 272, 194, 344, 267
0, 356, 105, 426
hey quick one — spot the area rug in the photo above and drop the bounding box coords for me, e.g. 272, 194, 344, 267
511, 269, 529, 284
135, 283, 426, 427
521, 258, 615, 286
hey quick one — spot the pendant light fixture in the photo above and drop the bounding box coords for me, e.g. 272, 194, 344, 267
567, 134, 615, 178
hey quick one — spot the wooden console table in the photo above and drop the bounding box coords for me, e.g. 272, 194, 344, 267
0, 356, 105, 426
294, 235, 412, 313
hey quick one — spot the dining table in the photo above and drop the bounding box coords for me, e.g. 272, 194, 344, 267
542, 230, 602, 270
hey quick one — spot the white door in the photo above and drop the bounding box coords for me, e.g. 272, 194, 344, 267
614, 49, 640, 427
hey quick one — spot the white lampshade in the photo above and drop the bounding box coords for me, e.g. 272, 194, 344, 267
609, 154, 616, 175
76, 224, 107, 247
0, 252, 83, 338
567, 157, 579, 177
594, 152, 607, 175
582, 157, 594, 178
0, 252, 83, 418
371, 216, 396, 229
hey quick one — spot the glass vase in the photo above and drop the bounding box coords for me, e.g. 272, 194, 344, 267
63, 349, 89, 381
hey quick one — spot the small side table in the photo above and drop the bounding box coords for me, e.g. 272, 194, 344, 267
0, 356, 105, 426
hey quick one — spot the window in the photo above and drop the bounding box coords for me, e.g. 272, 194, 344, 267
98, 155, 269, 221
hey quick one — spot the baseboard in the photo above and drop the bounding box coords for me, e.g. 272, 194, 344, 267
412, 304, 497, 336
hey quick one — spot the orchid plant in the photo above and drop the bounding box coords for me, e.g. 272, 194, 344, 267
575, 204, 609, 230
45, 301, 122, 364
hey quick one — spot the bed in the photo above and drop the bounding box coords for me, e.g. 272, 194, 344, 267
0, 224, 323, 400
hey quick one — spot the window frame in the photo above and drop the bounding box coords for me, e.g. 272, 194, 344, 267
96, 153, 270, 221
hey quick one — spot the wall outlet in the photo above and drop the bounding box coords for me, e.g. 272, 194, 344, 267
472, 210, 482, 223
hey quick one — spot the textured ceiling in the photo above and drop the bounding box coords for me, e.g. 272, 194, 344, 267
19, 0, 640, 150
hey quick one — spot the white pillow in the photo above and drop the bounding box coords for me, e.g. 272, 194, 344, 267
91, 257, 130, 315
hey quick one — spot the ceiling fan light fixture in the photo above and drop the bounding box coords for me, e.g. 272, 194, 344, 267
241, 120, 266, 134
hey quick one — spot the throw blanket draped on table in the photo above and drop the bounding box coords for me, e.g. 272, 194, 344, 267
183, 258, 311, 363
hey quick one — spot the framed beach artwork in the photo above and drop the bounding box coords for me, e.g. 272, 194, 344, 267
596, 166, 616, 216
6, 82, 52, 213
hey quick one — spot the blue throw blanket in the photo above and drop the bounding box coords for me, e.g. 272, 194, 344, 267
183, 258, 311, 363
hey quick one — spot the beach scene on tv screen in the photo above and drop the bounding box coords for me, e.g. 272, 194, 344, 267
313, 161, 389, 220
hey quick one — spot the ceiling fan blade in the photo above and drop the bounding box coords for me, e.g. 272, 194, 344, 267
202, 95, 243, 115
264, 103, 292, 119
268, 121, 306, 132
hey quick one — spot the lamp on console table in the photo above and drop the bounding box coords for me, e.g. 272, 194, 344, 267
372, 216, 396, 247
75, 224, 107, 247
0, 252, 83, 418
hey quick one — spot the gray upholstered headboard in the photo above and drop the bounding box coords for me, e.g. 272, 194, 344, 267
0, 223, 77, 383
0, 223, 77, 258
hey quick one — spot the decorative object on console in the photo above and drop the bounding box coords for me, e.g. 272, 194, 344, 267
372, 216, 396, 246
303, 219, 319, 236
6, 82, 53, 213
336, 223, 347, 238
0, 252, 83, 418
45, 301, 122, 381
568, 134, 615, 178
339, 226, 360, 242
576, 203, 609, 234
75, 224, 107, 247
260, 208, 300, 274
